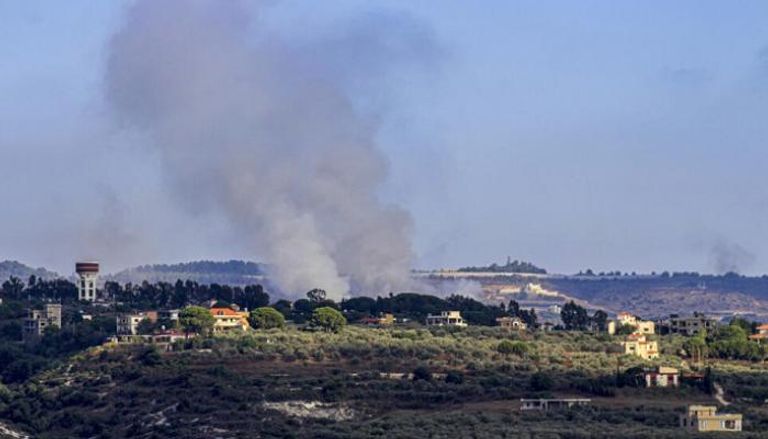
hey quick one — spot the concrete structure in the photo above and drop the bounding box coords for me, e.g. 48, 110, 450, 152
520, 398, 591, 411
749, 323, 768, 343
667, 313, 718, 336
426, 310, 467, 327
24, 304, 62, 338
608, 312, 655, 335
644, 366, 679, 388
361, 313, 395, 326
158, 309, 180, 322
548, 304, 562, 314
496, 316, 527, 331
680, 405, 742, 432
75, 262, 99, 302
116, 311, 158, 335
211, 307, 250, 332
621, 333, 659, 360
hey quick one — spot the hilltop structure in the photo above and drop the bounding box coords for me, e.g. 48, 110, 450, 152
680, 405, 742, 432
621, 333, 658, 360
426, 311, 467, 327
24, 303, 62, 338
608, 312, 655, 335
76, 262, 100, 302
664, 313, 718, 336
496, 316, 527, 331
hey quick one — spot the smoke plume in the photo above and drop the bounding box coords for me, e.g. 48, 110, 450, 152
106, 1, 433, 299
710, 241, 756, 274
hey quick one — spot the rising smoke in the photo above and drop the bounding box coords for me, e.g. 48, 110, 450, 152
106, 0, 434, 299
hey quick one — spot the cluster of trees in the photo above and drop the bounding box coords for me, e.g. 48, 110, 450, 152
458, 259, 546, 274
560, 301, 607, 331
682, 318, 767, 362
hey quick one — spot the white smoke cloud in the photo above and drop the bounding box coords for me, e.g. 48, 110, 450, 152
105, 0, 435, 299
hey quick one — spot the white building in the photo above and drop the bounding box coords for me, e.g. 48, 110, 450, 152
426, 311, 467, 327
116, 312, 157, 335
76, 262, 99, 302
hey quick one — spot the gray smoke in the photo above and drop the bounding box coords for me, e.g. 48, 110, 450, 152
710, 241, 756, 274
105, 0, 434, 300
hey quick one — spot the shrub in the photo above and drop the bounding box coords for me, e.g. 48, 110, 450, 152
497, 340, 529, 357
413, 366, 432, 382
309, 307, 347, 333
248, 307, 285, 330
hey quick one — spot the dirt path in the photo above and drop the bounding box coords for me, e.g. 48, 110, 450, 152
714, 383, 730, 406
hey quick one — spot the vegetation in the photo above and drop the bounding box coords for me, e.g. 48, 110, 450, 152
248, 307, 285, 330
309, 307, 347, 333
458, 258, 547, 274
179, 306, 215, 335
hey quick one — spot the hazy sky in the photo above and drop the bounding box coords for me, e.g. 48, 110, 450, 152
2, 1, 768, 276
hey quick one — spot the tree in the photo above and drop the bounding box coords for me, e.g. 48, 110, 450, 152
309, 307, 346, 333
412, 365, 431, 381
561, 301, 589, 331
136, 318, 157, 335
179, 306, 215, 336
306, 289, 327, 304
497, 340, 530, 357
530, 372, 553, 391
248, 307, 285, 330
591, 310, 608, 332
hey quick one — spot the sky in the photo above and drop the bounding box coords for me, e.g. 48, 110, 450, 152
1, 0, 768, 277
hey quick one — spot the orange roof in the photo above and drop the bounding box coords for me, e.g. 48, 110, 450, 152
749, 333, 768, 339
756, 324, 768, 331
210, 307, 240, 316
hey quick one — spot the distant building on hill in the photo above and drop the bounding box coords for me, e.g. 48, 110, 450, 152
749, 323, 768, 343
664, 313, 718, 336
24, 303, 62, 338
621, 333, 658, 360
520, 398, 591, 412
360, 313, 395, 326
426, 311, 467, 327
680, 405, 742, 432
608, 312, 655, 335
644, 366, 679, 388
496, 316, 527, 331
210, 307, 250, 332
117, 311, 158, 335
75, 262, 100, 302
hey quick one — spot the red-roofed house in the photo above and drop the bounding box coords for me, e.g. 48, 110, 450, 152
210, 307, 250, 333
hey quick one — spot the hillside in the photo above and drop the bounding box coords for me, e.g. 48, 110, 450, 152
3, 328, 764, 438
0, 261, 59, 283
106, 260, 266, 286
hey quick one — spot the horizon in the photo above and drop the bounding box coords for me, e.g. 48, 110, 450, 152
2, 1, 768, 291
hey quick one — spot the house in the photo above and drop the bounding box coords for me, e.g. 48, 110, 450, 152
547, 304, 562, 314
644, 366, 679, 388
520, 398, 591, 411
496, 316, 527, 331
158, 309, 180, 322
24, 304, 62, 338
152, 329, 188, 344
621, 333, 659, 360
361, 313, 395, 326
426, 311, 467, 327
608, 312, 655, 335
666, 313, 718, 336
680, 405, 742, 432
116, 311, 158, 335
748, 323, 768, 343
210, 307, 250, 332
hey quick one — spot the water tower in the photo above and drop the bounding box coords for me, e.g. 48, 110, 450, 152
76, 262, 99, 302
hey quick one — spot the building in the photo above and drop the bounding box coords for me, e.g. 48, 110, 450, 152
426, 311, 467, 327
361, 313, 395, 326
666, 313, 718, 336
621, 333, 659, 360
116, 311, 158, 335
749, 323, 768, 343
548, 304, 562, 314
24, 304, 62, 338
158, 309, 181, 322
496, 316, 527, 331
520, 398, 591, 411
76, 262, 100, 302
152, 329, 188, 344
644, 366, 679, 388
608, 312, 655, 335
211, 307, 250, 332
680, 405, 742, 432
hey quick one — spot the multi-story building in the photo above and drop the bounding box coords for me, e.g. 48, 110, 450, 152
116, 311, 158, 335
608, 312, 655, 335
24, 304, 62, 338
666, 313, 718, 336
76, 262, 100, 302
621, 333, 659, 360
496, 316, 527, 331
426, 311, 467, 327
749, 323, 768, 343
210, 307, 250, 333
680, 405, 742, 432
520, 399, 591, 412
